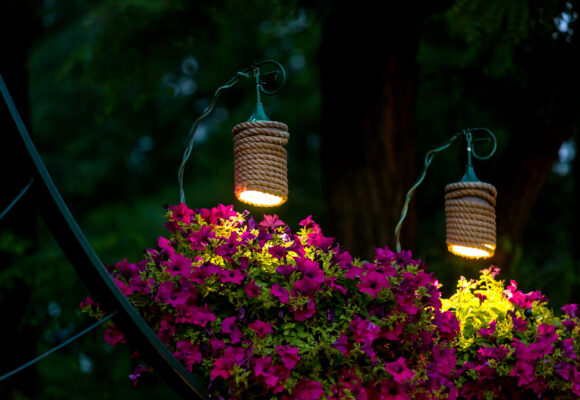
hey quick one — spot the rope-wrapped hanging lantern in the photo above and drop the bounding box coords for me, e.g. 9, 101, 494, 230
394, 127, 498, 260
445, 181, 497, 259
177, 60, 289, 207
232, 120, 289, 207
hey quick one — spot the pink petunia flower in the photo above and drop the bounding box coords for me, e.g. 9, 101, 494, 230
478, 320, 496, 337
248, 320, 274, 338
562, 303, 578, 318
271, 283, 290, 303
292, 298, 316, 321
384, 357, 415, 383
254, 356, 279, 388
244, 280, 261, 297
292, 378, 325, 400
260, 214, 285, 231
332, 332, 349, 356
268, 244, 288, 259
173, 340, 202, 372
104, 326, 127, 346
276, 345, 300, 370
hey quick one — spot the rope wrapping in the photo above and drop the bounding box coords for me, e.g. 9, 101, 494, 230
445, 181, 497, 257
232, 120, 289, 205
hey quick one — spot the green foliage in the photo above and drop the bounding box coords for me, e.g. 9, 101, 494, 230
443, 267, 580, 399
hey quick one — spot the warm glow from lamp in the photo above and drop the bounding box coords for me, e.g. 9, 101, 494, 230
237, 189, 285, 207
448, 243, 495, 259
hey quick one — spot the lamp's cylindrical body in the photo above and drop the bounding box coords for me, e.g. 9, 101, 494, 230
232, 120, 289, 207
445, 181, 497, 259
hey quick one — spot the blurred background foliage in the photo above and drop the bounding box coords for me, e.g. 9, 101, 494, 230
0, 0, 579, 398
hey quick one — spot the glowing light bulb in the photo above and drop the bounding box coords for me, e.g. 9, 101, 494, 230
238, 190, 285, 207
448, 243, 495, 259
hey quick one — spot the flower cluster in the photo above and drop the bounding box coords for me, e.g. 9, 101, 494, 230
82, 203, 459, 399
443, 267, 580, 399
82, 204, 580, 399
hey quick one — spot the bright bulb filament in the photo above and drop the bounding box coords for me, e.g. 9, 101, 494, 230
238, 190, 284, 207
448, 243, 495, 259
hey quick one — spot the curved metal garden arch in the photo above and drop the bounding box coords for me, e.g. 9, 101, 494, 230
0, 74, 207, 400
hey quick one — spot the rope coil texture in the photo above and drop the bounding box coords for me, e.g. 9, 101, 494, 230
232, 121, 289, 204
445, 181, 497, 254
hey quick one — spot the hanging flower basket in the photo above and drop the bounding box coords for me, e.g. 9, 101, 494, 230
81, 204, 580, 400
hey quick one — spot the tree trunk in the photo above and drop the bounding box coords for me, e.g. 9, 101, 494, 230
318, 3, 424, 259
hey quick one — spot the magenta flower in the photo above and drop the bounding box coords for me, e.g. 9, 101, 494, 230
166, 253, 192, 277
276, 345, 300, 369
383, 322, 403, 341
168, 203, 194, 224
271, 283, 290, 303
480, 266, 501, 278
357, 270, 389, 297
221, 316, 237, 334
211, 346, 246, 379
173, 340, 202, 372
555, 361, 573, 380
298, 215, 320, 233
294, 260, 325, 295
248, 320, 274, 338
504, 280, 547, 308
478, 320, 496, 337
332, 332, 349, 355
477, 345, 509, 361
218, 267, 246, 285
268, 244, 288, 259
104, 326, 127, 346
292, 378, 325, 400
155, 281, 174, 303
215, 232, 240, 258
177, 303, 216, 327
292, 298, 316, 321
310, 233, 335, 251
375, 247, 397, 266
561, 337, 577, 360
384, 357, 415, 383
433, 310, 460, 340
350, 315, 380, 345
254, 356, 279, 388
563, 318, 578, 331
562, 303, 578, 318
379, 380, 411, 400
244, 280, 261, 297
538, 323, 558, 344
260, 214, 285, 231
189, 225, 214, 250
474, 292, 487, 305
128, 364, 153, 388
572, 368, 580, 396
325, 276, 347, 295
157, 237, 175, 256
510, 359, 536, 386
511, 314, 528, 332
114, 278, 133, 296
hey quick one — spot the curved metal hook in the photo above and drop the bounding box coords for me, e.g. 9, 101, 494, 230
465, 127, 497, 160
247, 59, 287, 95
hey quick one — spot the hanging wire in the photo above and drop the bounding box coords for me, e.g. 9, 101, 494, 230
0, 311, 117, 382
394, 133, 462, 252
178, 73, 245, 204
394, 127, 497, 252
177, 60, 286, 205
